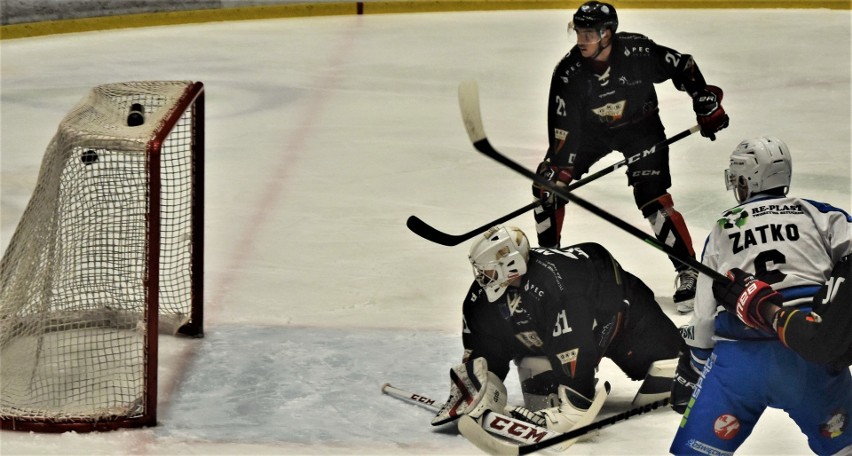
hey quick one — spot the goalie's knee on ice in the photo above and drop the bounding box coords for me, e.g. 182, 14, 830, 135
516, 356, 561, 410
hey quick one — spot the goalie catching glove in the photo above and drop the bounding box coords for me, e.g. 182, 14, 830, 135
431, 357, 507, 426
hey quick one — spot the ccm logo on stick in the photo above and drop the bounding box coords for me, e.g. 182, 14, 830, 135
487, 416, 551, 443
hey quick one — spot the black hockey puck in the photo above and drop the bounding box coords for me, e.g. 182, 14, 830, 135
81, 149, 99, 164
127, 103, 145, 127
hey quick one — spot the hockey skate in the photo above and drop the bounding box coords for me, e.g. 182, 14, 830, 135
673, 269, 698, 313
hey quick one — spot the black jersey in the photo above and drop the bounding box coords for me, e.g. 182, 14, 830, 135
461, 243, 630, 397
546, 32, 708, 165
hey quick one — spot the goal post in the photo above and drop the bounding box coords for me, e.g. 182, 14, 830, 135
0, 80, 205, 432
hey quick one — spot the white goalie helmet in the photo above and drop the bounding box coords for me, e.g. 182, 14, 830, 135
725, 136, 792, 203
468, 226, 530, 302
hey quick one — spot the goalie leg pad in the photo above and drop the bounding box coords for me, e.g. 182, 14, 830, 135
631, 357, 677, 406
515, 356, 560, 410
540, 382, 609, 434
432, 357, 508, 426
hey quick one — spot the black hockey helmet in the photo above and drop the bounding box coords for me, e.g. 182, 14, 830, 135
572, 1, 618, 33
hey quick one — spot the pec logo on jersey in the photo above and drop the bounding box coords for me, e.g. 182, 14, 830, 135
591, 100, 626, 123
524, 282, 545, 298
713, 414, 741, 440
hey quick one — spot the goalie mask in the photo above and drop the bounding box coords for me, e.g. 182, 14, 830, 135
469, 226, 530, 302
725, 136, 792, 203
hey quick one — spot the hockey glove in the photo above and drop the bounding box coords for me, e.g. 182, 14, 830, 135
669, 351, 699, 414
532, 160, 573, 207
431, 357, 508, 426
712, 268, 781, 332
692, 85, 729, 140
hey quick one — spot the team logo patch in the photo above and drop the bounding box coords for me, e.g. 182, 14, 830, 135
591, 100, 625, 123
820, 410, 847, 439
713, 414, 741, 440
717, 207, 749, 229
556, 348, 579, 377
515, 331, 544, 350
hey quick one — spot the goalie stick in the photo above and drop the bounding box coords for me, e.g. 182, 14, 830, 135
406, 83, 700, 247
458, 398, 670, 455
380, 383, 562, 446
457, 79, 726, 283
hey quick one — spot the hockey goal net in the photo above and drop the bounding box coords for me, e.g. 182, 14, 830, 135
0, 81, 205, 432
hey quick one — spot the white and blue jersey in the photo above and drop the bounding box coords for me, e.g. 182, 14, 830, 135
671, 195, 852, 455
687, 195, 852, 350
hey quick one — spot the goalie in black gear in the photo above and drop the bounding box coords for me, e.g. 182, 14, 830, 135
432, 226, 685, 446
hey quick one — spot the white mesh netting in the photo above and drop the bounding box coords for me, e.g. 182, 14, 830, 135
0, 81, 202, 428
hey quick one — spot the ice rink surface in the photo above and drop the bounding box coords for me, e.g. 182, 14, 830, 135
1, 7, 850, 455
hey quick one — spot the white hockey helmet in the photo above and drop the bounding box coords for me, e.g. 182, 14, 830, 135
469, 226, 530, 302
725, 136, 792, 203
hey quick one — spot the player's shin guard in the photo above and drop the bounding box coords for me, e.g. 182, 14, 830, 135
534, 201, 565, 248
640, 193, 696, 269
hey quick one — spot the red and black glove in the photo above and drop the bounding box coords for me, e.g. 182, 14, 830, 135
692, 85, 729, 141
532, 160, 573, 206
711, 268, 782, 332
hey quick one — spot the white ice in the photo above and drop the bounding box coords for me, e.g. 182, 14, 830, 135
1, 7, 850, 455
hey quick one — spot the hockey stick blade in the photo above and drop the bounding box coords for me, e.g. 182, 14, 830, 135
460, 398, 670, 455
520, 398, 670, 454
382, 383, 559, 445
405, 79, 699, 247
406, 201, 541, 247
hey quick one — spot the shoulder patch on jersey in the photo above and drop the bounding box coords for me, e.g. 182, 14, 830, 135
803, 198, 852, 221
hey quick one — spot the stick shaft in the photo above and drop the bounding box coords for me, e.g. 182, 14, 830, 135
381, 383, 441, 412
406, 79, 699, 247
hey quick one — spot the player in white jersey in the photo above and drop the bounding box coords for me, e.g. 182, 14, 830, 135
669, 137, 852, 455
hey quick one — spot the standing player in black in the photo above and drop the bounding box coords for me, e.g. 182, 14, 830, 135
532, 2, 730, 313
431, 226, 684, 446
